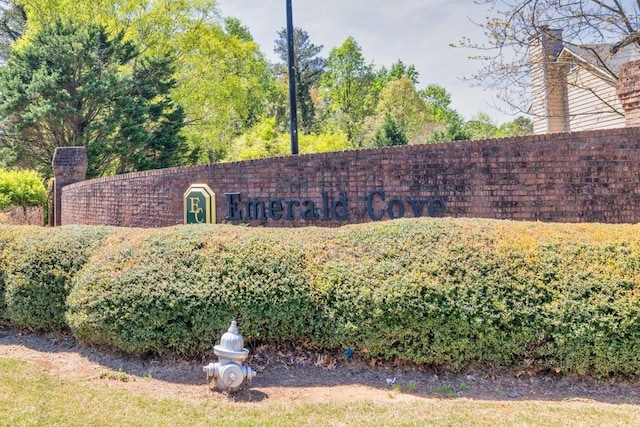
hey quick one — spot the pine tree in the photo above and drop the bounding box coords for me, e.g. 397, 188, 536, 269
0, 20, 186, 177
373, 115, 408, 147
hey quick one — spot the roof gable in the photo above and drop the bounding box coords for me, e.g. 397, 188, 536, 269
558, 43, 640, 78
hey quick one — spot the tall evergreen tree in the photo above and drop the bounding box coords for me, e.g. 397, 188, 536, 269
17, 0, 274, 165
274, 27, 325, 134
387, 60, 419, 85
373, 114, 408, 147
0, 20, 186, 177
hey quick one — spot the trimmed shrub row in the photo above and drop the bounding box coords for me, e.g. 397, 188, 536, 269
0, 226, 115, 328
66, 227, 316, 356
0, 225, 25, 319
1, 219, 640, 377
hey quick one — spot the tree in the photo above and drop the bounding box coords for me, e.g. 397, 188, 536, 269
429, 118, 470, 142
225, 116, 352, 161
459, 0, 640, 116
421, 84, 455, 122
171, 21, 275, 163
224, 17, 254, 42
496, 116, 533, 137
17, 0, 276, 164
0, 20, 186, 177
320, 37, 376, 145
274, 27, 325, 134
385, 60, 419, 85
113, 56, 187, 173
375, 77, 432, 143
461, 113, 533, 140
165, 12, 276, 163
463, 112, 499, 140
372, 114, 408, 147
225, 117, 288, 161
420, 84, 469, 142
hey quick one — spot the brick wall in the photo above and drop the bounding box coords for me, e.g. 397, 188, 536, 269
60, 127, 640, 227
0, 206, 43, 225
52, 147, 88, 226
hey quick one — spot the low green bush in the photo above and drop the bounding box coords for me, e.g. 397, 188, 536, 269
2, 225, 115, 330
5, 218, 640, 377
310, 221, 640, 375
0, 225, 25, 320
0, 169, 47, 209
67, 226, 320, 356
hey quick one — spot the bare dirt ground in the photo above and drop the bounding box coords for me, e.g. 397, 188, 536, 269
1, 325, 640, 405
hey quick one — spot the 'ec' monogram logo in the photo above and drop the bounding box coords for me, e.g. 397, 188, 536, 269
184, 184, 216, 224
189, 197, 204, 223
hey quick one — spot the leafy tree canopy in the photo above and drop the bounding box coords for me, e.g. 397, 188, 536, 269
225, 116, 352, 161
0, 19, 186, 177
16, 0, 276, 164
320, 36, 377, 145
461, 113, 533, 140
224, 16, 254, 42
375, 77, 432, 142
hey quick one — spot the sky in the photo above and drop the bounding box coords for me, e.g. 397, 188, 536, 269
215, 0, 515, 123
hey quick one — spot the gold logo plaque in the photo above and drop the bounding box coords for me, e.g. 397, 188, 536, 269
184, 184, 216, 224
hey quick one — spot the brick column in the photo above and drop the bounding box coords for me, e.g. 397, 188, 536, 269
51, 147, 88, 226
617, 60, 640, 127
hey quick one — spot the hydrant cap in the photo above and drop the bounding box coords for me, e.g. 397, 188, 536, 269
219, 321, 245, 352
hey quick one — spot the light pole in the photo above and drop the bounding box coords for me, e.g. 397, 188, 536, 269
286, 0, 299, 155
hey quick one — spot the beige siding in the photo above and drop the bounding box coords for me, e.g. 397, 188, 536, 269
545, 67, 568, 133
530, 43, 548, 134
529, 42, 568, 134
566, 65, 625, 131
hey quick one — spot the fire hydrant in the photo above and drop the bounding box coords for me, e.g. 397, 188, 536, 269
203, 321, 256, 391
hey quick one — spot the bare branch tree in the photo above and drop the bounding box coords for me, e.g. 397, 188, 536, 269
459, 0, 640, 116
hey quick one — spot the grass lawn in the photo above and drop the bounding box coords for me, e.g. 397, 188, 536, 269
1, 359, 639, 426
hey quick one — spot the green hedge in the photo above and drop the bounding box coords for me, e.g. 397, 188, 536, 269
0, 226, 25, 320
310, 222, 640, 375
66, 226, 318, 356
1, 225, 115, 330
2, 219, 640, 377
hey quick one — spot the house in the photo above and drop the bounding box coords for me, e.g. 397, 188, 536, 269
529, 28, 640, 134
